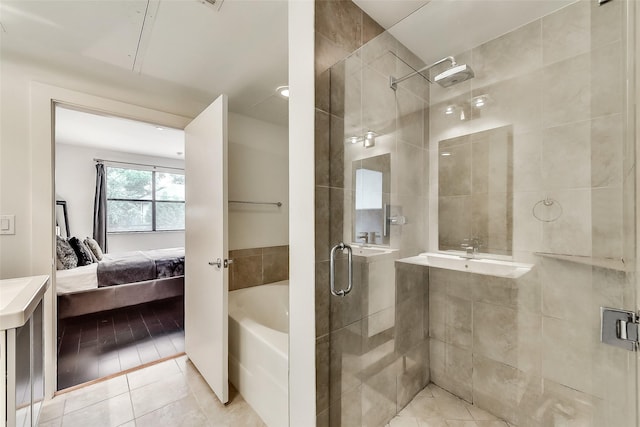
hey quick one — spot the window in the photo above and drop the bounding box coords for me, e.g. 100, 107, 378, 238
106, 166, 185, 232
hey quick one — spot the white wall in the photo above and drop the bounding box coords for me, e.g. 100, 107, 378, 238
55, 143, 185, 253
1, 42, 293, 408
0, 52, 204, 279
288, 1, 316, 425
228, 112, 289, 250
0, 52, 290, 277
56, 112, 288, 254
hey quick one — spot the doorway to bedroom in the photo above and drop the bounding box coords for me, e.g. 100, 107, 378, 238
53, 104, 187, 390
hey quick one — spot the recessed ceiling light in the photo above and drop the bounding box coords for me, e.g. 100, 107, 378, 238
472, 94, 489, 108
276, 86, 290, 99
156, 126, 164, 131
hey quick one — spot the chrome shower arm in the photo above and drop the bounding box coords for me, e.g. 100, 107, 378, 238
389, 56, 456, 90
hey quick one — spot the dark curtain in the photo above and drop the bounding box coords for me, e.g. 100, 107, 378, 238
93, 163, 107, 252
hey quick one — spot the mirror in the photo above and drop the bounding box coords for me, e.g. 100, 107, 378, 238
438, 125, 513, 256
352, 153, 391, 246
55, 200, 70, 238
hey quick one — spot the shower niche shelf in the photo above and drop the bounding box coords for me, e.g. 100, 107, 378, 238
534, 252, 626, 272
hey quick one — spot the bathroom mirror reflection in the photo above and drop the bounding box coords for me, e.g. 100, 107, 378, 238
438, 125, 513, 256
352, 153, 391, 246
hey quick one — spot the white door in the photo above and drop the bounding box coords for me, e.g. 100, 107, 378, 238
184, 94, 229, 404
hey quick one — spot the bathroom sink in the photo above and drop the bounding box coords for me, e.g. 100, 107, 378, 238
399, 252, 532, 278
349, 245, 399, 262
0, 275, 50, 330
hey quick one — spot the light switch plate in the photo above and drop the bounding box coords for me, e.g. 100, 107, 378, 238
0, 215, 15, 235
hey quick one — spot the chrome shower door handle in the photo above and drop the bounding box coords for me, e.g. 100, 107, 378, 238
330, 242, 353, 297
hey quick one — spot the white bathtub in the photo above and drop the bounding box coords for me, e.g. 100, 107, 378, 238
229, 281, 288, 427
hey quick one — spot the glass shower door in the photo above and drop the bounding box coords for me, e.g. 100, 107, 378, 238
314, 0, 638, 426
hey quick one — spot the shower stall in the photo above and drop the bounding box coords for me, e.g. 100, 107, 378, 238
314, 0, 638, 426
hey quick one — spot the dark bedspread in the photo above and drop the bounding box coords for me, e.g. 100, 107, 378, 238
97, 247, 185, 288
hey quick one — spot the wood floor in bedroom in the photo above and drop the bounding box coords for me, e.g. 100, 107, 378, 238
57, 296, 185, 390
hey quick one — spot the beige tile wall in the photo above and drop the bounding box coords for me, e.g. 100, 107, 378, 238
430, 0, 627, 263
427, 256, 633, 426
315, 1, 431, 426
318, 1, 635, 427
228, 245, 288, 291
427, 3, 635, 425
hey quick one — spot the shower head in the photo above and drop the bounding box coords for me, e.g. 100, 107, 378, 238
433, 63, 475, 88
389, 55, 475, 90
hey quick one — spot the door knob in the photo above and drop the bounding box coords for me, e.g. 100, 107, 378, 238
208, 258, 233, 268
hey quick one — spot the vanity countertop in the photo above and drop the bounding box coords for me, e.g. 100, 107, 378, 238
0, 275, 49, 330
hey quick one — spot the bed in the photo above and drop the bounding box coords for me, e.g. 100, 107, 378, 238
56, 247, 184, 319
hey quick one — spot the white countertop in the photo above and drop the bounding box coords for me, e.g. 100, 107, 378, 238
0, 275, 49, 330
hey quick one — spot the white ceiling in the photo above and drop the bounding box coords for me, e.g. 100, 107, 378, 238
352, 0, 429, 29
0, 0, 289, 126
55, 106, 185, 160
3, 0, 576, 159
354, 0, 575, 66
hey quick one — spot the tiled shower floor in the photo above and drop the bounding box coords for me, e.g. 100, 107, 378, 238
387, 384, 512, 427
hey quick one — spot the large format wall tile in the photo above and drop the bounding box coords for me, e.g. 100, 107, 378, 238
329, 385, 362, 427
362, 361, 399, 426
442, 343, 473, 403
330, 258, 365, 331
512, 131, 542, 193
397, 89, 426, 148
590, 0, 623, 49
542, 316, 594, 396
330, 320, 364, 400
473, 302, 518, 366
541, 120, 591, 190
591, 113, 623, 188
592, 187, 623, 259
540, 257, 593, 321
472, 20, 542, 88
396, 296, 425, 355
315, 0, 363, 53
397, 341, 430, 412
397, 141, 425, 196
535, 379, 605, 426
316, 110, 331, 187
317, 334, 331, 415
316, 261, 331, 338
542, 0, 590, 65
591, 40, 623, 119
444, 295, 472, 351
362, 65, 397, 136
542, 53, 591, 128
472, 71, 543, 135
229, 246, 289, 291
541, 189, 592, 257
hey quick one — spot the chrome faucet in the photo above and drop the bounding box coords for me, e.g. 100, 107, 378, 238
461, 237, 482, 259
357, 232, 369, 245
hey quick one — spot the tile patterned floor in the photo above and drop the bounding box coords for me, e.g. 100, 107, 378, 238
57, 297, 184, 389
39, 355, 266, 427
388, 384, 512, 427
